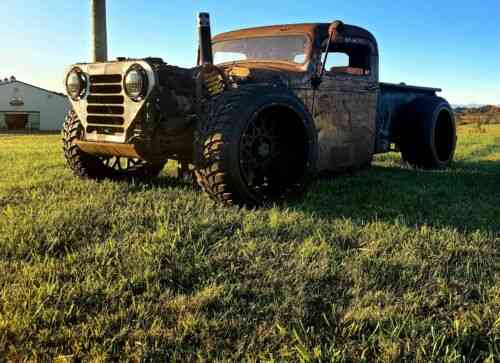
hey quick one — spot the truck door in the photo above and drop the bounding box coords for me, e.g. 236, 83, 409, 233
314, 38, 378, 173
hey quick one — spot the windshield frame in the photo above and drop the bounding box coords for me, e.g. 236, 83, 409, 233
212, 32, 313, 68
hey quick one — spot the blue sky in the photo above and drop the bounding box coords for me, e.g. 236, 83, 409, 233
1, 0, 499, 105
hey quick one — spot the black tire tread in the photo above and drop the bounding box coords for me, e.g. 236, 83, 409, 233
400, 96, 456, 169
194, 90, 251, 205
194, 87, 316, 207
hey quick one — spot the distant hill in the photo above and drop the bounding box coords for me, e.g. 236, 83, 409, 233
454, 105, 500, 125
452, 103, 486, 109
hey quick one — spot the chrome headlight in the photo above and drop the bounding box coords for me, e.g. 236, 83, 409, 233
124, 65, 148, 101
66, 68, 87, 101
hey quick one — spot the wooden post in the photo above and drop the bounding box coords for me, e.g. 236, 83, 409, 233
91, 0, 108, 62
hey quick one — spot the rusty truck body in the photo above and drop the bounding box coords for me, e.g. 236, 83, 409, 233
63, 12, 456, 206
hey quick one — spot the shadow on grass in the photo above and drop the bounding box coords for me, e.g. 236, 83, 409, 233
125, 174, 198, 192
295, 159, 500, 234
119, 156, 500, 234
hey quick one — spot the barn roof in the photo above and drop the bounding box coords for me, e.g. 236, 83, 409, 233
0, 79, 66, 98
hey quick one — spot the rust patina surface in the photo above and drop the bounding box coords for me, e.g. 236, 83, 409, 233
67, 22, 382, 173
64, 14, 455, 205
213, 23, 379, 172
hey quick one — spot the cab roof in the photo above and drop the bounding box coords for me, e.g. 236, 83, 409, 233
213, 22, 378, 54
213, 23, 319, 42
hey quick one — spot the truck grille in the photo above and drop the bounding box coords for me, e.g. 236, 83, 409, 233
86, 74, 125, 134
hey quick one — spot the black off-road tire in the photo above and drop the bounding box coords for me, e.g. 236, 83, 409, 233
400, 96, 457, 169
62, 110, 166, 180
194, 87, 317, 207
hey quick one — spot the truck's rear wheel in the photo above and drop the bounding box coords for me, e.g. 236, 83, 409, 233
194, 88, 317, 207
400, 96, 456, 169
62, 110, 166, 180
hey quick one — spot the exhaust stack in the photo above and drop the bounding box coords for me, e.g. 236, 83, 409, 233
198, 13, 214, 65
91, 0, 108, 62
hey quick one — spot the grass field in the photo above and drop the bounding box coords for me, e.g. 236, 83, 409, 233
0, 125, 499, 362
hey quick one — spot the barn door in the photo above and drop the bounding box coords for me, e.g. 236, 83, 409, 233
5, 113, 29, 130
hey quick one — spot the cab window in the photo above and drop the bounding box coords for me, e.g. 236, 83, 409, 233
213, 35, 310, 65
321, 39, 372, 76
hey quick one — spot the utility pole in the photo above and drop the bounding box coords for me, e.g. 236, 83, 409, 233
91, 0, 108, 62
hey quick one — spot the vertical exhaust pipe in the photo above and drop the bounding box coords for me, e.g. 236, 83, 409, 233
91, 0, 108, 62
198, 12, 213, 65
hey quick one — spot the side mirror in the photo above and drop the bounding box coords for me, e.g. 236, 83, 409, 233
313, 20, 345, 89
328, 20, 344, 38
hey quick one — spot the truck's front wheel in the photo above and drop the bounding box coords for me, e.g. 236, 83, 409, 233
400, 96, 457, 169
194, 88, 317, 207
62, 110, 166, 180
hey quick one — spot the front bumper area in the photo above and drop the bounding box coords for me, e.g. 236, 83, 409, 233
75, 140, 145, 159
67, 60, 156, 144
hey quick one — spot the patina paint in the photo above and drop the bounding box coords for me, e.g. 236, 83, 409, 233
313, 77, 378, 172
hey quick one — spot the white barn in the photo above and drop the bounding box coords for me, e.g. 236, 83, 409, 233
0, 76, 71, 131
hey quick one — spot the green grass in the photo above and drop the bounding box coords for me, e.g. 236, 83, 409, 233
0, 125, 499, 362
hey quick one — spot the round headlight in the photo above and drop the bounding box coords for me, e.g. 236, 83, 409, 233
66, 68, 86, 100
124, 65, 148, 101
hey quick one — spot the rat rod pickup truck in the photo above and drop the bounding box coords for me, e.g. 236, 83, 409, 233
63, 13, 456, 206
